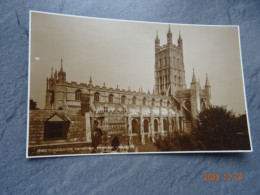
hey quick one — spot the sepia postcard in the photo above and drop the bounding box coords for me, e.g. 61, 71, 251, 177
27, 11, 252, 158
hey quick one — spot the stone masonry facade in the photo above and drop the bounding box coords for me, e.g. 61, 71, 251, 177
29, 27, 211, 150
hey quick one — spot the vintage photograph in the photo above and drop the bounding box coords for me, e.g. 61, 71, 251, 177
27, 11, 252, 158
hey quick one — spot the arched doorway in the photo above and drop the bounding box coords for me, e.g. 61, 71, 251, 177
154, 119, 158, 133
163, 119, 169, 132
132, 119, 139, 135
132, 119, 140, 145
172, 119, 175, 132
143, 119, 149, 143
111, 136, 120, 151
92, 128, 102, 149
144, 119, 149, 133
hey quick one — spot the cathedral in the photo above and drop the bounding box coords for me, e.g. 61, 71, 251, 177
29, 26, 211, 154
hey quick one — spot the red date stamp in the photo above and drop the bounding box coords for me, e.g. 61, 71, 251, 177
204, 174, 243, 181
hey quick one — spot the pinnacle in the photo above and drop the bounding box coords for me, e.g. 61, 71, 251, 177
168, 24, 171, 34
205, 73, 210, 87
60, 58, 63, 72
192, 68, 197, 83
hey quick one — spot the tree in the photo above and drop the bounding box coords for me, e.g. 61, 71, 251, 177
230, 114, 251, 150
154, 106, 250, 151
30, 99, 39, 110
154, 105, 250, 151
195, 105, 239, 150
154, 132, 199, 151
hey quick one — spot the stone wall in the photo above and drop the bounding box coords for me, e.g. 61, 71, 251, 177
29, 110, 86, 147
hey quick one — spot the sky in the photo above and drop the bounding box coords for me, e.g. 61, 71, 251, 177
30, 11, 247, 114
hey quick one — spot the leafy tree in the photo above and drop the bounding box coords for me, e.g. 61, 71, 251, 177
195, 106, 248, 150
232, 114, 248, 133
230, 114, 251, 150
154, 106, 250, 151
154, 131, 199, 151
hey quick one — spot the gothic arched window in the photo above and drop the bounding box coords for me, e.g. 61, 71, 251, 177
94, 92, 99, 102
163, 119, 169, 132
75, 89, 81, 100
172, 119, 175, 131
160, 99, 163, 107
121, 95, 126, 104
152, 99, 155, 106
201, 99, 206, 111
144, 119, 149, 133
108, 94, 113, 103
154, 119, 158, 133
132, 96, 136, 105
142, 97, 146, 106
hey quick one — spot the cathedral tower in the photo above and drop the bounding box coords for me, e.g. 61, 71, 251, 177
54, 59, 67, 110
45, 68, 54, 110
154, 27, 186, 96
45, 59, 67, 110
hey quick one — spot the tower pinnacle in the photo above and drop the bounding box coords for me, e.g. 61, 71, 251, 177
167, 25, 172, 44
168, 25, 171, 34
51, 67, 53, 78
155, 31, 160, 45
192, 68, 197, 83
178, 30, 182, 40
205, 73, 211, 101
178, 30, 183, 48
89, 76, 93, 87
205, 73, 210, 87
60, 58, 63, 72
